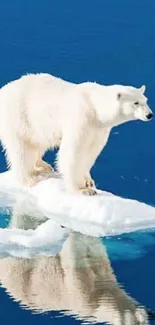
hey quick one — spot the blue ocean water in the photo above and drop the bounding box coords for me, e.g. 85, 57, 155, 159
0, 0, 155, 324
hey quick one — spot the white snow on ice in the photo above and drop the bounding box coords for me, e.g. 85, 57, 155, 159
0, 170, 154, 258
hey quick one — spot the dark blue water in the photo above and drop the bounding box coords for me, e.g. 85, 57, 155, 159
0, 0, 155, 324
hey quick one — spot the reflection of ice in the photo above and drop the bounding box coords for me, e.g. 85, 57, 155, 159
0, 202, 154, 324
0, 171, 155, 237
0, 208, 153, 325
0, 218, 70, 258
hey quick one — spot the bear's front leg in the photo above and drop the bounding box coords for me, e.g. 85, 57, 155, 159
79, 187, 97, 196
85, 173, 95, 188
57, 139, 97, 196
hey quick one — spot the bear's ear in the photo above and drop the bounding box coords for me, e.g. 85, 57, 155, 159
139, 85, 146, 94
117, 92, 122, 100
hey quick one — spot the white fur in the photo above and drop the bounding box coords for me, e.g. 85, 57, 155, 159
0, 73, 152, 194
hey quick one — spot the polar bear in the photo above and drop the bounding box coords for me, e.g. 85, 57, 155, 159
0, 73, 153, 195
0, 209, 154, 325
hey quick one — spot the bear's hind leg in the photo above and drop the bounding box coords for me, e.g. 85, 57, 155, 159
3, 137, 42, 187
35, 159, 54, 175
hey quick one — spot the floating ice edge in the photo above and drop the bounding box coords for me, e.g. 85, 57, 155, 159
0, 170, 154, 256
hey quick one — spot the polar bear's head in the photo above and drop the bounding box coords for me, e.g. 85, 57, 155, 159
83, 82, 153, 126
117, 85, 153, 122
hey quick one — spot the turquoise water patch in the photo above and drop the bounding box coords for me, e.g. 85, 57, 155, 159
0, 209, 12, 228
104, 230, 155, 261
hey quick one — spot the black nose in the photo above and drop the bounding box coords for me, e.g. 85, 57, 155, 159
146, 112, 153, 120
146, 308, 155, 320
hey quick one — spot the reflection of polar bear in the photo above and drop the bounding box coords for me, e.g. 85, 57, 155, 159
0, 74, 153, 195
0, 212, 153, 325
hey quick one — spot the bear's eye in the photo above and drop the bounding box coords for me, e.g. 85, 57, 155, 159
134, 101, 139, 106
